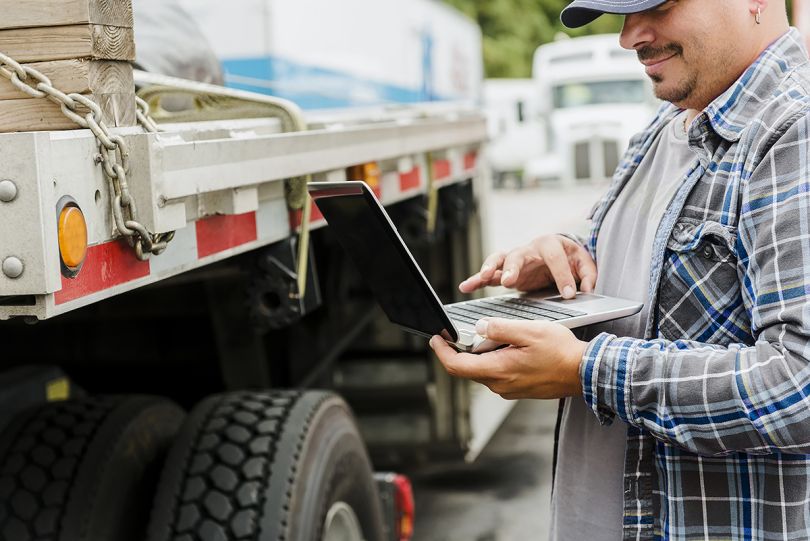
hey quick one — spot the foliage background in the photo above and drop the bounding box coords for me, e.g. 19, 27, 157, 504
445, 0, 795, 78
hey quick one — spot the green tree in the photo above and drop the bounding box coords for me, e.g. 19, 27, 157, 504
444, 0, 623, 77
445, 0, 798, 78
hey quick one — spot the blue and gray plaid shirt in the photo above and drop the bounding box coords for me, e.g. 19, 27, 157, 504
580, 29, 810, 540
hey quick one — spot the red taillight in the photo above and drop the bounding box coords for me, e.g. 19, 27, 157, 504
393, 474, 415, 541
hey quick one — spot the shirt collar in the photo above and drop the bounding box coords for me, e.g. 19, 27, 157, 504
702, 28, 809, 142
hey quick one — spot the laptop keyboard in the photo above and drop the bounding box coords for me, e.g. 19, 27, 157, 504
445, 297, 586, 325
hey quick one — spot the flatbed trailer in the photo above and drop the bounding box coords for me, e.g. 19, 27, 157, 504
0, 61, 507, 539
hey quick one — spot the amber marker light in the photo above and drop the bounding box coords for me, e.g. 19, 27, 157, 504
58, 205, 88, 273
347, 162, 381, 190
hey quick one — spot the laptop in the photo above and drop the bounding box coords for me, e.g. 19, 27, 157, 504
309, 181, 642, 353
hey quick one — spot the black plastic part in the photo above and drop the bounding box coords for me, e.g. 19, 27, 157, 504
0, 366, 82, 436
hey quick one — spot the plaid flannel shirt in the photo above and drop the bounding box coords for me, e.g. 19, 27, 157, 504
579, 29, 810, 540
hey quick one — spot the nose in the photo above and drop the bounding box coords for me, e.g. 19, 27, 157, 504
619, 12, 655, 50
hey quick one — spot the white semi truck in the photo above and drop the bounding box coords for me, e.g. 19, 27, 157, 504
523, 33, 658, 186
0, 1, 498, 540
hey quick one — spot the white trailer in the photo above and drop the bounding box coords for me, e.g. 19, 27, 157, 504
179, 0, 483, 109
483, 78, 545, 188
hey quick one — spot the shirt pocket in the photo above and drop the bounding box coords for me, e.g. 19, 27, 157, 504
657, 220, 751, 345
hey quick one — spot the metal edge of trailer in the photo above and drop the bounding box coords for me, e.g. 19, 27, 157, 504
0, 113, 486, 320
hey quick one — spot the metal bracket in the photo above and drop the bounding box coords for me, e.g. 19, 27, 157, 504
247, 237, 322, 332
0, 132, 61, 295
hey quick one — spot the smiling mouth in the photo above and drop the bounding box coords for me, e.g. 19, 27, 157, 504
637, 42, 683, 77
642, 53, 677, 76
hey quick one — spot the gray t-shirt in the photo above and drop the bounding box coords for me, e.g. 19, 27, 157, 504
549, 111, 696, 540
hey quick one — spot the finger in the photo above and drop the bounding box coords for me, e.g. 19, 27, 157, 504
575, 249, 598, 293
476, 317, 549, 347
429, 335, 504, 380
572, 246, 598, 293
459, 272, 483, 293
479, 252, 506, 282
500, 249, 532, 288
537, 238, 578, 298
459, 270, 504, 293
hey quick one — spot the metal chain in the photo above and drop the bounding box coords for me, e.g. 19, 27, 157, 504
0, 51, 174, 260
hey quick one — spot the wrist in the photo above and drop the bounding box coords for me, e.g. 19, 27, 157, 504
567, 339, 588, 397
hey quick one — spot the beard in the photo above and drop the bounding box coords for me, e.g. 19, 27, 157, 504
638, 42, 697, 104
651, 71, 697, 104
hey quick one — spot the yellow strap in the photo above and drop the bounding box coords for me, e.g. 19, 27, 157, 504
296, 180, 313, 297
136, 79, 312, 297
425, 153, 439, 235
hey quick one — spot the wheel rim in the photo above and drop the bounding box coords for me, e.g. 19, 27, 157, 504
322, 501, 365, 541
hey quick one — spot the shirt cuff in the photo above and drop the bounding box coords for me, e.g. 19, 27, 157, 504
580, 332, 642, 425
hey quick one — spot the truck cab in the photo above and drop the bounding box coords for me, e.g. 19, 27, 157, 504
524, 33, 658, 186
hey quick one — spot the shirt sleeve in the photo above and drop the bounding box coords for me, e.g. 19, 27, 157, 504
580, 112, 810, 457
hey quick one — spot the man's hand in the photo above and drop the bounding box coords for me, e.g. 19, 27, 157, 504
429, 318, 588, 400
459, 234, 596, 299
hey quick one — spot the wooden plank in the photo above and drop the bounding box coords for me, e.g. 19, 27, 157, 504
0, 60, 133, 100
0, 92, 137, 132
93, 92, 137, 127
0, 0, 133, 30
0, 25, 136, 63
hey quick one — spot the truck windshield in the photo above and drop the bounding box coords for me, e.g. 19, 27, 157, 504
552, 80, 646, 108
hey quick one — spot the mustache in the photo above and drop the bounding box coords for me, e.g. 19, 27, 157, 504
637, 43, 683, 61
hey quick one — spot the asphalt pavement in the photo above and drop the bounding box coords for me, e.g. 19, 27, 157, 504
410, 399, 559, 541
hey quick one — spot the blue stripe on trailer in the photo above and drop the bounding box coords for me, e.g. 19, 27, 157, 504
222, 56, 453, 109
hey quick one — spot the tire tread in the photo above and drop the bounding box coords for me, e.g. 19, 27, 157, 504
155, 391, 302, 541
0, 396, 118, 541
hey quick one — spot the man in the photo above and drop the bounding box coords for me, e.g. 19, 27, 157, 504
430, 0, 810, 539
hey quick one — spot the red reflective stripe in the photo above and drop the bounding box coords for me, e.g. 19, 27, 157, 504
196, 212, 258, 258
289, 200, 324, 229
464, 152, 477, 170
433, 159, 451, 180
399, 167, 421, 191
54, 239, 150, 305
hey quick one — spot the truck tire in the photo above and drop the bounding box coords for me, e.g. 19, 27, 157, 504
148, 390, 386, 541
0, 395, 185, 541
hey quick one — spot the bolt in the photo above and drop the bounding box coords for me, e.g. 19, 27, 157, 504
0, 180, 17, 202
2, 257, 23, 279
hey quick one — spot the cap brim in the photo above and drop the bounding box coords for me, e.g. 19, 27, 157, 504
560, 7, 604, 28
560, 0, 667, 28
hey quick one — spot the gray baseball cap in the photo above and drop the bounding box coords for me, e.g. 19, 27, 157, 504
561, 0, 667, 28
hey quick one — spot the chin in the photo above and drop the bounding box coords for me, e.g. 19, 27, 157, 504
653, 84, 690, 106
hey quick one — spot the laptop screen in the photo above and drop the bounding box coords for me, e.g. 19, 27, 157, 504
309, 182, 457, 341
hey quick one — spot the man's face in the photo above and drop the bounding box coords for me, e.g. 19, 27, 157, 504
620, 0, 756, 109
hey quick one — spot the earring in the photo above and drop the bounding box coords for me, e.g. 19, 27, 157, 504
755, 6, 761, 24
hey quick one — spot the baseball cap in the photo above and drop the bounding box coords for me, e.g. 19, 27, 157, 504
560, 0, 668, 28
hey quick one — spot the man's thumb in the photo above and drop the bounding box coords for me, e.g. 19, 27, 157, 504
476, 317, 533, 346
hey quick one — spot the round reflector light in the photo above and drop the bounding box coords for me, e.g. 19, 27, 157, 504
58, 205, 88, 270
